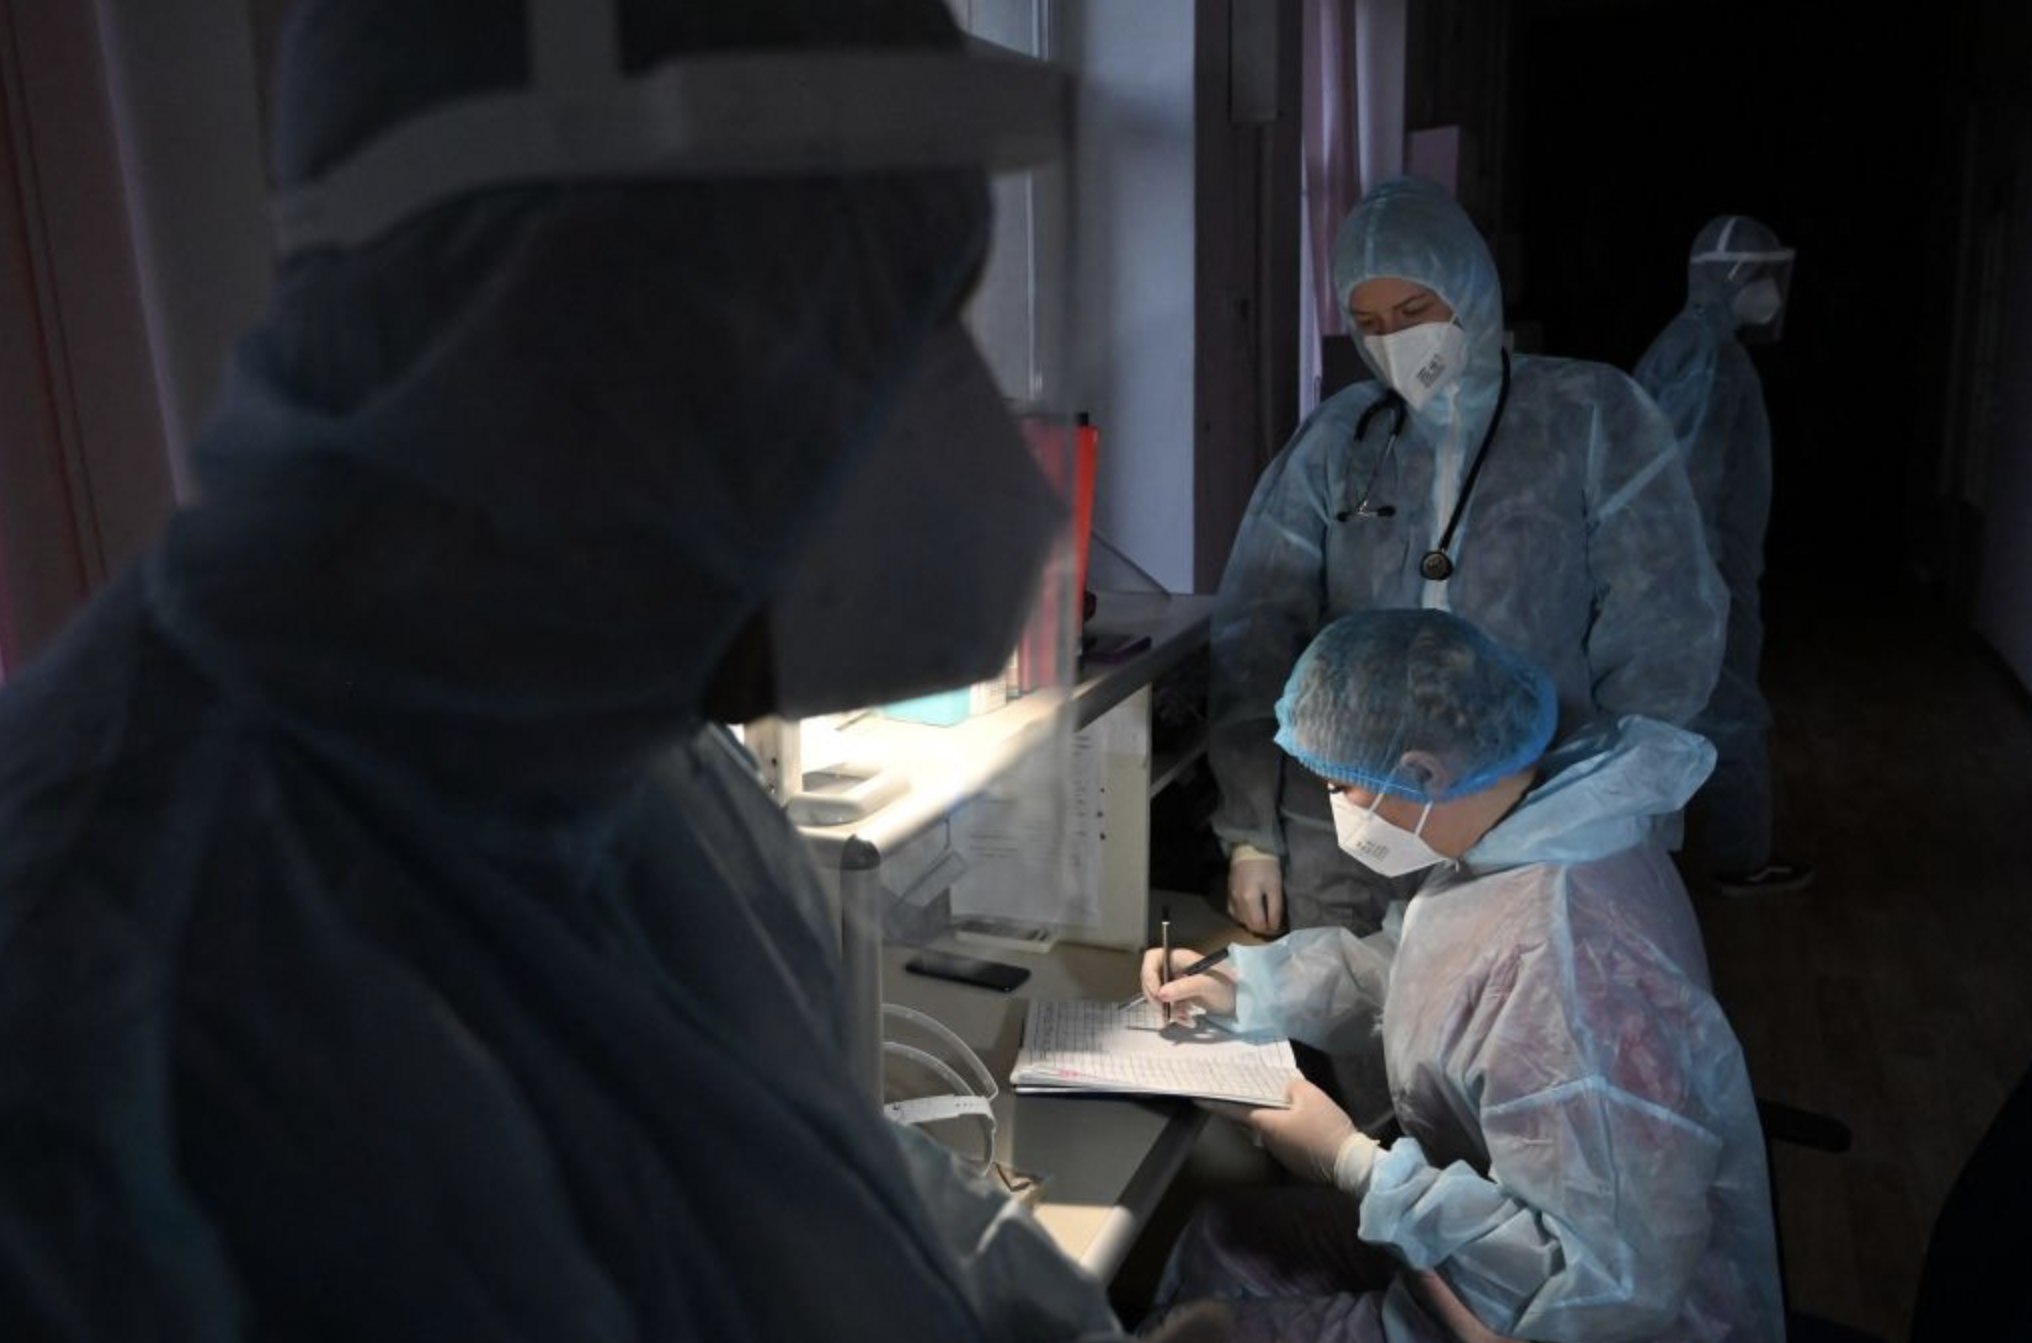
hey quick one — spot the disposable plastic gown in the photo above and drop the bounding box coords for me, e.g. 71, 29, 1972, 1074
1173, 718, 1783, 1342
0, 4, 1120, 1339
1209, 177, 1725, 930
1633, 220, 1782, 874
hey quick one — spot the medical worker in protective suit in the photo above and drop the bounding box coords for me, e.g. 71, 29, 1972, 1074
0, 2, 1156, 1339
1141, 609, 1782, 1343
1635, 215, 1814, 898
1210, 176, 1725, 937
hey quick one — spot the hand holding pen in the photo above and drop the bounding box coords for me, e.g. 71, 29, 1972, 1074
1131, 945, 1239, 1023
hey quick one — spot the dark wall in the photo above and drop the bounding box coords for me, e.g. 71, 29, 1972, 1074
1509, 1, 1961, 593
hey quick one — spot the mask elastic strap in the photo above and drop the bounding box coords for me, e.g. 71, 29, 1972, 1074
1363, 791, 1432, 833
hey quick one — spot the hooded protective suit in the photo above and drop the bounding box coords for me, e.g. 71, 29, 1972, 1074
1209, 177, 1726, 932
0, 2, 1118, 1339
1157, 718, 1783, 1343
1634, 215, 1792, 876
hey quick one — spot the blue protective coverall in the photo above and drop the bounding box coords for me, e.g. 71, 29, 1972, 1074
1162, 718, 1783, 1343
1209, 178, 1726, 932
1634, 217, 1786, 876
0, 4, 1120, 1335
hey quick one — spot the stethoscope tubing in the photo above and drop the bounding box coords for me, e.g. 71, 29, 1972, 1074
1340, 349, 1512, 582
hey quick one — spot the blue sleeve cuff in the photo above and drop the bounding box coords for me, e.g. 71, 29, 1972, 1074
1358, 1136, 1443, 1269
1225, 940, 1295, 1036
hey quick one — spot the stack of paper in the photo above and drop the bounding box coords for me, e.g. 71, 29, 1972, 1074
1011, 999, 1302, 1108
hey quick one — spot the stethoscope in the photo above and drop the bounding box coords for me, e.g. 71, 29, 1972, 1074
1336, 349, 1512, 582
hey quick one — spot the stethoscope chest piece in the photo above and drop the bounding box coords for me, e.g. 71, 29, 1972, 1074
1418, 550, 1455, 582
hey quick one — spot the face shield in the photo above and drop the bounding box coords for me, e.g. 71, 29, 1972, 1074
1690, 220, 1795, 343
271, 1, 1087, 944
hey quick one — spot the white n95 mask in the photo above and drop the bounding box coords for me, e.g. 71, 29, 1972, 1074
1361, 320, 1469, 412
1732, 277, 1784, 327
1330, 789, 1448, 878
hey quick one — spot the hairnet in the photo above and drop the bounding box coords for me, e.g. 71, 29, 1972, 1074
1272, 609, 1557, 802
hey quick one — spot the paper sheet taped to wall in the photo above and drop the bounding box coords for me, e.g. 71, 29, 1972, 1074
948, 704, 1145, 930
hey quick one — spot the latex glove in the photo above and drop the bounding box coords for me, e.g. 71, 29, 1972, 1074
1204, 1079, 1377, 1189
1227, 847, 1284, 935
1140, 947, 1238, 1024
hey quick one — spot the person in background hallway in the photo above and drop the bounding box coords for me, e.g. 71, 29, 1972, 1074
1635, 214, 1815, 897
1208, 175, 1726, 939
1144, 609, 1783, 1343
0, 1, 1160, 1338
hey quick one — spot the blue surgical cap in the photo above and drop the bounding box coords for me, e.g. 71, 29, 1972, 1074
1273, 609, 1558, 802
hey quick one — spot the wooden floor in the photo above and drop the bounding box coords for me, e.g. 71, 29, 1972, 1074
1690, 574, 2032, 1341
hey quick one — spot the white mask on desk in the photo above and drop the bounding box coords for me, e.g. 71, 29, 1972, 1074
1330, 789, 1448, 879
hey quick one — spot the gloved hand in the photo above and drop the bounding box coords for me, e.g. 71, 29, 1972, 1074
1205, 1079, 1377, 1190
1227, 847, 1284, 935
1140, 947, 1238, 1023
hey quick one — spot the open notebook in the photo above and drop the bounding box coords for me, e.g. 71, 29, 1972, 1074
1011, 999, 1303, 1108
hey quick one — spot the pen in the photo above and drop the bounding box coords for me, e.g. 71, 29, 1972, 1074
1119, 946, 1231, 1010
1158, 908, 1171, 1024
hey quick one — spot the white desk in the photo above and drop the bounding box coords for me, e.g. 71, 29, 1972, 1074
800, 592, 1217, 1094
795, 591, 1223, 1277
885, 893, 1245, 1279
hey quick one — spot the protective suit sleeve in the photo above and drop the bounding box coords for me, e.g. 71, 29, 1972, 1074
1633, 313, 1728, 530
1207, 405, 1343, 856
1360, 1086, 1723, 1341
1225, 927, 1394, 1059
1576, 369, 1727, 726
1707, 350, 1773, 613
885, 1122, 1127, 1342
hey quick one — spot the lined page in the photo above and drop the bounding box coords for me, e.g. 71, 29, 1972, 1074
1011, 999, 1302, 1108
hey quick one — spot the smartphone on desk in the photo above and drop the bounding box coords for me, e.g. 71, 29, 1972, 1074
904, 950, 1032, 993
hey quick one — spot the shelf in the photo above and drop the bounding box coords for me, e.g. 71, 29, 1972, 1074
1148, 733, 1207, 800
797, 592, 1215, 867
1072, 593, 1216, 730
